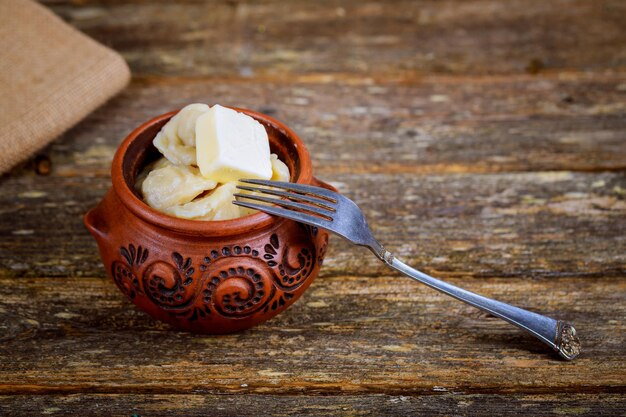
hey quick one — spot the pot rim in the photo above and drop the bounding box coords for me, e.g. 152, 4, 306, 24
111, 107, 313, 237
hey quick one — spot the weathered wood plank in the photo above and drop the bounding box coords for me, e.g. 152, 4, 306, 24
12, 72, 626, 176
0, 276, 624, 394
1, 73, 624, 279
42, 0, 626, 77
1, 171, 624, 279
1, 393, 625, 417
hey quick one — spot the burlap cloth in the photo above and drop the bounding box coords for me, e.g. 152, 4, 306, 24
0, 0, 130, 174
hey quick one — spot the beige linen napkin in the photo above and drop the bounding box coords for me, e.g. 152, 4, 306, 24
0, 0, 130, 174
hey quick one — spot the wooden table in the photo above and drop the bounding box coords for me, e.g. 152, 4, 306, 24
1, 1, 625, 415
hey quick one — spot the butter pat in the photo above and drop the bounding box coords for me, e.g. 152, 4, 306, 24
196, 105, 272, 182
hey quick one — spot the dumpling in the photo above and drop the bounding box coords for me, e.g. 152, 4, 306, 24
134, 157, 170, 193
153, 103, 210, 165
141, 162, 217, 210
171, 103, 209, 147
164, 182, 241, 221
151, 157, 172, 171
270, 153, 290, 182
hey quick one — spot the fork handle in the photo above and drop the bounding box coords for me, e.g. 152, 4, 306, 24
378, 251, 580, 360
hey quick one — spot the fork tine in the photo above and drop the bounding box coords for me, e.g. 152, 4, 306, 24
239, 179, 338, 203
234, 193, 334, 220
236, 185, 336, 211
233, 200, 333, 228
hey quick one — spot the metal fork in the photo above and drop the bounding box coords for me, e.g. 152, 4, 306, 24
234, 179, 581, 360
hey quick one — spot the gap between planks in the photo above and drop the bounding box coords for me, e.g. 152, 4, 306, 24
0, 384, 625, 397
131, 69, 626, 88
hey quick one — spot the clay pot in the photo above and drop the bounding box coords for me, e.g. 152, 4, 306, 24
84, 108, 332, 334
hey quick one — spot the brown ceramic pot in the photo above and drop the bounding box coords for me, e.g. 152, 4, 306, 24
84, 108, 332, 334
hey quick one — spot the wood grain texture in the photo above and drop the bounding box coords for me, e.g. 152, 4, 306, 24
1, 0, 625, 414
42, 0, 626, 77
8, 72, 626, 176
1, 170, 625, 279
0, 276, 624, 394
1, 393, 625, 417
1, 76, 624, 278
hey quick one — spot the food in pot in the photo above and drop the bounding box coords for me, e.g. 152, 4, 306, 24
137, 104, 290, 220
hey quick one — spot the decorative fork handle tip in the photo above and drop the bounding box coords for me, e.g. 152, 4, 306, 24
555, 322, 581, 360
